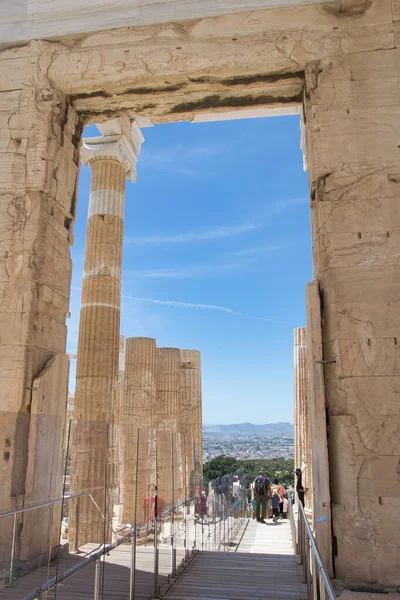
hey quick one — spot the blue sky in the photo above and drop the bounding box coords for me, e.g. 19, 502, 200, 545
67, 115, 312, 424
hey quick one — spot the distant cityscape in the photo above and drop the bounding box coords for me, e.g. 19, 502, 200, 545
202, 422, 294, 462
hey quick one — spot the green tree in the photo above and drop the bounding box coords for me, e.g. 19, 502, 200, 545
203, 455, 240, 484
202, 456, 294, 495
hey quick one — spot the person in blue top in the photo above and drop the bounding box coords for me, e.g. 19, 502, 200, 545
252, 468, 271, 523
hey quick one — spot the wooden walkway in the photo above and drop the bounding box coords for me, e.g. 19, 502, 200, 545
161, 518, 307, 600
0, 518, 306, 600
0, 544, 172, 599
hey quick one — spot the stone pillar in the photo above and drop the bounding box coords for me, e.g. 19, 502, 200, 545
155, 347, 181, 509
116, 334, 125, 508
179, 350, 202, 464
306, 281, 333, 576
121, 337, 156, 524
154, 348, 180, 432
0, 50, 81, 563
294, 328, 312, 514
304, 49, 400, 587
294, 328, 301, 491
70, 117, 143, 546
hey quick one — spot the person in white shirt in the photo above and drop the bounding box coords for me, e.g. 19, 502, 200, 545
282, 496, 289, 519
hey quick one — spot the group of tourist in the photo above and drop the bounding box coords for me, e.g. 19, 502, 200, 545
195, 474, 246, 521
193, 467, 307, 525
250, 467, 305, 523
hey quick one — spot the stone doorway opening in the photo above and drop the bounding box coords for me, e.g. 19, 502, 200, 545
68, 109, 310, 431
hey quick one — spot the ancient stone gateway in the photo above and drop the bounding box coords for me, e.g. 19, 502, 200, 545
1, 0, 399, 589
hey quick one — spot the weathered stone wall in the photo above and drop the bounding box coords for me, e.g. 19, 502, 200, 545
0, 42, 81, 561
20, 354, 69, 561
306, 281, 333, 576
304, 48, 400, 587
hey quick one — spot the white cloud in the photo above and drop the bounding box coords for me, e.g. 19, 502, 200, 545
125, 222, 262, 246
232, 242, 286, 257
121, 294, 289, 324
138, 142, 227, 177
127, 262, 242, 280
268, 197, 308, 215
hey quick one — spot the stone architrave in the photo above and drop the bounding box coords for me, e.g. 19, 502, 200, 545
121, 337, 157, 525
179, 350, 202, 464
70, 117, 144, 547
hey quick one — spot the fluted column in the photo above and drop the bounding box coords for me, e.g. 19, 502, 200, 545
294, 327, 312, 513
294, 328, 302, 481
116, 334, 125, 509
121, 337, 156, 524
179, 350, 202, 464
70, 117, 143, 546
155, 348, 180, 432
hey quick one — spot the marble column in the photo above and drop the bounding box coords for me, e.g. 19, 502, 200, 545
155, 347, 181, 509
154, 348, 180, 432
70, 117, 143, 546
294, 327, 312, 513
121, 337, 157, 524
116, 334, 125, 510
179, 350, 202, 464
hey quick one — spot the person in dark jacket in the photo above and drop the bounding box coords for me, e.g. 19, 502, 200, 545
295, 468, 305, 506
253, 468, 271, 523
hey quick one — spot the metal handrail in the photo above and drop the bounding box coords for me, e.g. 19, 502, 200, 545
1, 488, 104, 588
0, 488, 103, 520
20, 495, 196, 600
297, 501, 336, 600
19, 490, 247, 599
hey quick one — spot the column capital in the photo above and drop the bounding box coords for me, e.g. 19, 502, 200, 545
81, 117, 144, 182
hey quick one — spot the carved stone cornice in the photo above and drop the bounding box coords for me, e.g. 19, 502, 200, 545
81, 119, 144, 182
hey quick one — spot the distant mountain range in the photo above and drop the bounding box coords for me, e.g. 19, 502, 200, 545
202, 422, 293, 435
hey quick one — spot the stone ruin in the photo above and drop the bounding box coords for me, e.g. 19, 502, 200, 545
0, 0, 399, 590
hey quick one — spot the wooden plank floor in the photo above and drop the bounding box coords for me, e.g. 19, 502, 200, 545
0, 518, 305, 600
238, 516, 295, 554
0, 544, 169, 599
162, 518, 307, 600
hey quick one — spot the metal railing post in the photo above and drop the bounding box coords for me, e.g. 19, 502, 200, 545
7, 513, 17, 587
43, 503, 54, 599
153, 519, 159, 598
171, 533, 176, 576
74, 496, 80, 551
93, 558, 101, 600
303, 520, 308, 584
129, 528, 136, 600
297, 501, 336, 600
319, 571, 326, 600
312, 554, 318, 600
306, 537, 312, 600
223, 511, 226, 552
